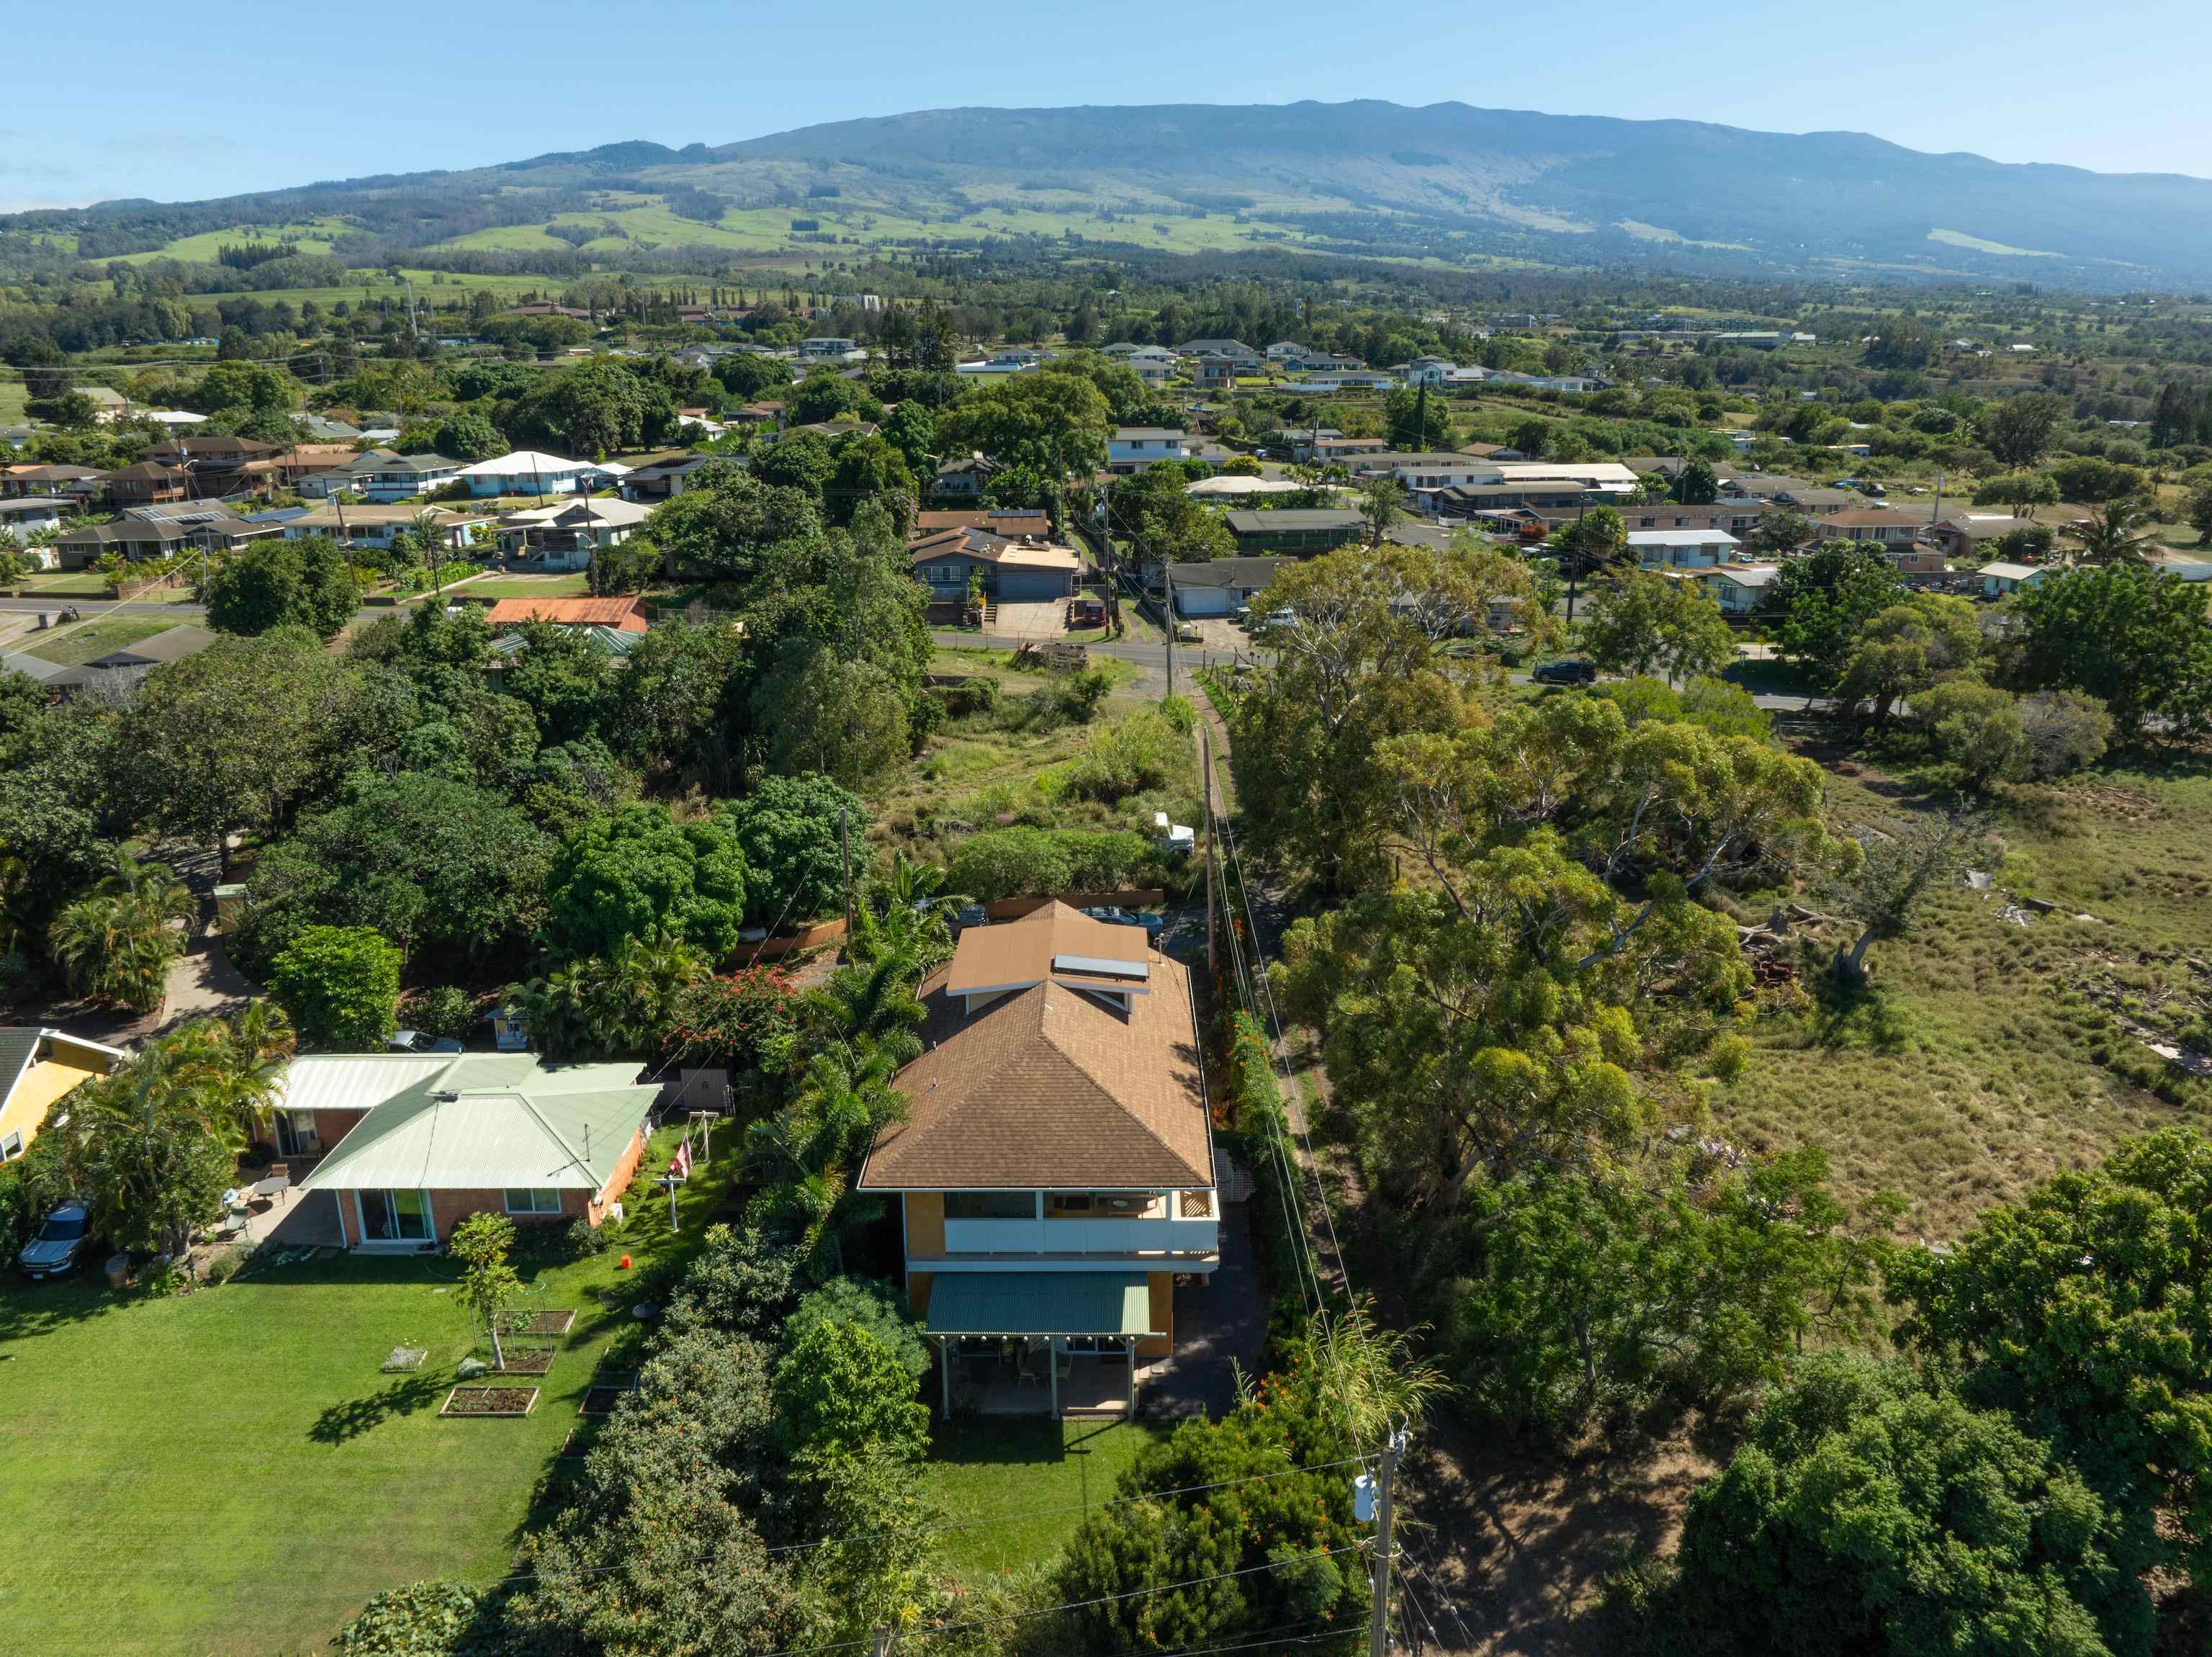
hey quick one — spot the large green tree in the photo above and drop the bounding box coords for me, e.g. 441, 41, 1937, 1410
543, 802, 749, 961
1889, 1126, 2212, 1580
1580, 570, 1737, 682
49, 848, 192, 1012
934, 372, 1113, 479
1979, 391, 2068, 467
1635, 1355, 2154, 1657
201, 534, 359, 639
1765, 542, 1909, 681
117, 628, 358, 873
2010, 563, 2212, 738
723, 773, 867, 926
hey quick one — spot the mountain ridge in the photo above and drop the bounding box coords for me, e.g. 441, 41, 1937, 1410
12, 99, 2212, 288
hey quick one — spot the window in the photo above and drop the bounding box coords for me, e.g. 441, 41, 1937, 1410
504, 1188, 562, 1215
0, 1131, 21, 1162
945, 1191, 1034, 1220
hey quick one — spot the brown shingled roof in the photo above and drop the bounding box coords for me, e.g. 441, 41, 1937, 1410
858, 904, 1209, 1191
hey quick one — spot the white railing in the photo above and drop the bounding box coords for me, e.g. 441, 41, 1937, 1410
940, 1215, 1218, 1257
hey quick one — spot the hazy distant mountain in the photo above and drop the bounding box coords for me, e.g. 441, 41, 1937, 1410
14, 100, 2212, 288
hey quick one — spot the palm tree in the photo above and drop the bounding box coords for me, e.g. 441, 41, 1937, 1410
160, 1000, 297, 1143
744, 1041, 909, 1272
848, 851, 959, 971
49, 849, 194, 1013
2063, 500, 2155, 565
505, 932, 707, 1060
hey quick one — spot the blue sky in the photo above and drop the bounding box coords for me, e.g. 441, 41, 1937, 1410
6, 0, 2207, 210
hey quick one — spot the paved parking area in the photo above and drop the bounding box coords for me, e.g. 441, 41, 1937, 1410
991, 600, 1069, 640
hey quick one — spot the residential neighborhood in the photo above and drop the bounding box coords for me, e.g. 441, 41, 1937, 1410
5, 54, 2212, 1657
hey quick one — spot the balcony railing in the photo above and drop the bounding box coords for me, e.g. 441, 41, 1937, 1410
940, 1215, 1218, 1257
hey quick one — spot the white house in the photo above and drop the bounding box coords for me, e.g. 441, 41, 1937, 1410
1631, 529, 1742, 570
956, 354, 1040, 377
455, 451, 603, 498
1700, 563, 1781, 614
495, 497, 653, 570
1109, 428, 1195, 473
1980, 562, 2050, 597
0, 497, 68, 547
800, 337, 866, 363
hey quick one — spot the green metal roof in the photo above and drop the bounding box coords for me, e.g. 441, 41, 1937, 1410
925, 1272, 1156, 1338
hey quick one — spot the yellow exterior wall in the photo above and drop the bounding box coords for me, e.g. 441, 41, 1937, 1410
0, 1061, 99, 1157
908, 1270, 935, 1319
1140, 1271, 1175, 1360
904, 1191, 945, 1257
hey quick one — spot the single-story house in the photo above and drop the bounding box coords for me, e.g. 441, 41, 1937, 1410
52, 508, 277, 568
3, 464, 105, 502
49, 624, 217, 698
1224, 508, 1366, 554
282, 503, 487, 551
454, 450, 603, 498
1980, 562, 2051, 597
484, 593, 650, 637
1631, 528, 1741, 570
495, 497, 652, 568
618, 454, 719, 503
0, 1028, 128, 1161
1928, 513, 2043, 557
343, 452, 463, 502
1165, 556, 1292, 616
1699, 563, 1782, 615
914, 508, 1052, 536
290, 1052, 661, 1248
931, 452, 1003, 503
909, 526, 1083, 601
2147, 548, 2212, 583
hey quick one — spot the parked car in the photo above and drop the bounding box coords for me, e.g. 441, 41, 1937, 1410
19, 1199, 93, 1280
389, 1029, 463, 1054
1532, 659, 1599, 686
1173, 621, 1201, 643
1082, 905, 1167, 940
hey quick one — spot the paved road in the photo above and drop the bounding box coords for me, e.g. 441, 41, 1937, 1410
0, 596, 207, 616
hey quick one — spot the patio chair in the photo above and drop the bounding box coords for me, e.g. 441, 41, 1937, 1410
1017, 1347, 1051, 1388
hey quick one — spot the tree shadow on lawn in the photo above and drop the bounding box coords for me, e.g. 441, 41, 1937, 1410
928, 1416, 1133, 1467
0, 1277, 124, 1344
1805, 966, 1913, 1054
310, 1372, 451, 1443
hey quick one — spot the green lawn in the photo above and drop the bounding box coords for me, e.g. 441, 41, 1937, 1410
462, 574, 595, 598
916, 1417, 1172, 1581
20, 616, 174, 665
0, 1126, 734, 1656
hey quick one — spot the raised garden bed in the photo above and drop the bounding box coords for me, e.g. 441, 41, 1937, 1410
493, 1346, 557, 1376
580, 1386, 629, 1416
518, 1310, 575, 1336
441, 1386, 539, 1417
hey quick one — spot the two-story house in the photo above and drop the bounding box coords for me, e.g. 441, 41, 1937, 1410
859, 903, 1217, 1418
1109, 428, 1195, 474
1630, 529, 1743, 569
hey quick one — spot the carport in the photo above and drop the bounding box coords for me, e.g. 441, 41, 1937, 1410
925, 1272, 1160, 1418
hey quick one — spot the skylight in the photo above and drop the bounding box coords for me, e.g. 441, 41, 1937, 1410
1053, 954, 1149, 982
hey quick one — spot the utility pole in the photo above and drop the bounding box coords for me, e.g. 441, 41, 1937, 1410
871, 1630, 894, 1657
1562, 498, 1588, 626
1163, 559, 1175, 700
1368, 1427, 1408, 1657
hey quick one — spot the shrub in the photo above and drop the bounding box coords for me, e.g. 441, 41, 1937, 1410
400, 985, 477, 1043
336, 1580, 496, 1656
1059, 707, 1183, 803
202, 1247, 248, 1285
511, 1216, 606, 1265
269, 925, 402, 1051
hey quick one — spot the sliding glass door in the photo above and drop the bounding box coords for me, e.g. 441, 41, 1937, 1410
357, 1188, 433, 1244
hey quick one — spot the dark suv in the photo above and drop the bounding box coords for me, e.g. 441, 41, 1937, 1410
1532, 659, 1599, 686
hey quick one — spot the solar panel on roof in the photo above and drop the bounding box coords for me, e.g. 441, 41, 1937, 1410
1053, 954, 1148, 981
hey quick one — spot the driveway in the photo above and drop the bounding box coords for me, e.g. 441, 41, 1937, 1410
989, 600, 1069, 641
1149, 1177, 1265, 1420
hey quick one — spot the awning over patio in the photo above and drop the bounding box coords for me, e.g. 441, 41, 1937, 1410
925, 1271, 1156, 1338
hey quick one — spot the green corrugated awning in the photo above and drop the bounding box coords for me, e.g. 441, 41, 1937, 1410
925, 1272, 1156, 1337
